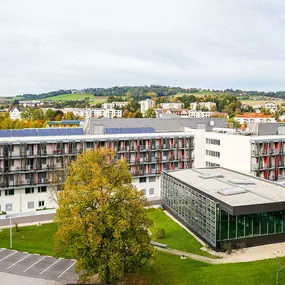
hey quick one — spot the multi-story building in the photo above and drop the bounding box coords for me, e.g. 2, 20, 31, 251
140, 99, 156, 114
234, 113, 276, 124
9, 106, 24, 120
0, 128, 194, 215
63, 108, 122, 119
190, 102, 216, 111
163, 109, 228, 119
161, 102, 184, 109
193, 123, 285, 182
101, 102, 128, 109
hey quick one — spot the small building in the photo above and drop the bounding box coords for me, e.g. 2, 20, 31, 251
161, 167, 285, 249
161, 102, 184, 110
46, 120, 83, 128
10, 106, 24, 120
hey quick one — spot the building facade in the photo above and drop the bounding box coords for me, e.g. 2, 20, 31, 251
161, 168, 285, 249
101, 102, 128, 109
190, 102, 216, 111
234, 113, 276, 124
140, 99, 156, 114
9, 106, 23, 120
63, 108, 122, 119
161, 103, 184, 109
0, 129, 194, 215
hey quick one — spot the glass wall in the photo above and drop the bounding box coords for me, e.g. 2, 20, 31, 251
218, 209, 285, 242
161, 173, 217, 247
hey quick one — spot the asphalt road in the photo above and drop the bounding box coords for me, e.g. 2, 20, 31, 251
0, 214, 55, 226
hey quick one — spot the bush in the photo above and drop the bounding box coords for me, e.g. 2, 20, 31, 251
153, 228, 165, 239
0, 211, 7, 215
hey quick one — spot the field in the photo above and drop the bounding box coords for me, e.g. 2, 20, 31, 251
43, 92, 108, 103
174, 91, 223, 98
241, 99, 285, 106
147, 208, 212, 257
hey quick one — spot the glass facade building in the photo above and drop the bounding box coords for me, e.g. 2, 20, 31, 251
161, 170, 285, 250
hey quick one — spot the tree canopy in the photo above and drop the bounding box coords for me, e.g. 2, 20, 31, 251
54, 148, 155, 283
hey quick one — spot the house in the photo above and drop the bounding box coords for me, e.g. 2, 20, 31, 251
9, 106, 24, 120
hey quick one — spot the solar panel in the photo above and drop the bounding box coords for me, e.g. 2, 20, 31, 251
0, 130, 11, 137
24, 129, 37, 136
11, 130, 25, 137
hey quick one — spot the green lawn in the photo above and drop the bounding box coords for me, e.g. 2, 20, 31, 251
146, 209, 212, 257
136, 251, 284, 285
0, 223, 62, 257
43, 93, 108, 102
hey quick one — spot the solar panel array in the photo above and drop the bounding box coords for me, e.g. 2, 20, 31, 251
0, 128, 84, 138
105, 127, 155, 134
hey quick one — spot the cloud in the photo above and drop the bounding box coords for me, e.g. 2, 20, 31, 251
1, 0, 285, 95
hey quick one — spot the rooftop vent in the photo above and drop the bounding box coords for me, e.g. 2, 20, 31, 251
199, 173, 224, 179
227, 179, 255, 185
218, 187, 247, 196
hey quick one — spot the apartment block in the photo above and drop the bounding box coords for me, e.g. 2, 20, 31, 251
161, 102, 184, 109
140, 99, 156, 114
0, 128, 194, 215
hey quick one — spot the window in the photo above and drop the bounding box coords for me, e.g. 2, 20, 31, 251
27, 202, 34, 209
142, 189, 146, 195
5, 189, 14, 196
41, 158, 46, 164
5, 204, 12, 211
149, 188, 154, 195
149, 177, 156, 183
206, 150, 220, 158
38, 186, 47, 193
206, 138, 220, 145
11, 160, 14, 167
38, 201, 45, 207
139, 177, 147, 183
25, 188, 34, 194
206, 161, 220, 167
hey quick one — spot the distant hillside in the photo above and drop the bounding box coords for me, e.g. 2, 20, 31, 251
44, 92, 96, 101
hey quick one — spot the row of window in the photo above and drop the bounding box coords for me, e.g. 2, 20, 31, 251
139, 176, 156, 183
0, 200, 45, 212
206, 138, 220, 145
0, 187, 47, 196
0, 189, 14, 196
206, 150, 220, 158
206, 161, 220, 167
142, 188, 155, 195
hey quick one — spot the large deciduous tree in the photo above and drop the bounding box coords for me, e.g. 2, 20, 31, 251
54, 148, 155, 283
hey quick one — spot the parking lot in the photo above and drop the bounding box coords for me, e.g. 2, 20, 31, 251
0, 248, 78, 284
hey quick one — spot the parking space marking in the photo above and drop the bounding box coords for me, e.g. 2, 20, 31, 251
0, 251, 17, 261
7, 254, 30, 270
39, 259, 61, 275
58, 261, 76, 278
23, 256, 45, 272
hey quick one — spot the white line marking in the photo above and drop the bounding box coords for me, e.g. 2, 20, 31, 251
58, 262, 76, 278
0, 251, 17, 261
23, 256, 45, 272
39, 259, 61, 275
7, 254, 30, 269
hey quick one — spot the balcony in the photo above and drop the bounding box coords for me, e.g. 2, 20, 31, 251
251, 163, 259, 170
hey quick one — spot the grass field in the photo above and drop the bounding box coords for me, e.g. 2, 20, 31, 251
43, 92, 108, 103
147, 209, 211, 257
241, 99, 285, 106
174, 91, 225, 98
137, 251, 284, 285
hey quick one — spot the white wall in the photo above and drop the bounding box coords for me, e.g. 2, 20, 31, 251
193, 129, 206, 168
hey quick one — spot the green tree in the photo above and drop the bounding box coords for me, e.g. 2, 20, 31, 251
63, 111, 77, 120
45, 109, 56, 121
20, 107, 34, 120
32, 109, 44, 121
54, 148, 155, 283
144, 108, 156, 118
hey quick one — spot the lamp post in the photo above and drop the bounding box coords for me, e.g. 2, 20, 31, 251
7, 206, 12, 248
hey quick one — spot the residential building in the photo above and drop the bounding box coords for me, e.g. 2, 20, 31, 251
140, 99, 156, 114
19, 101, 44, 107
163, 109, 189, 117
9, 106, 24, 120
234, 113, 276, 124
101, 102, 128, 109
161, 167, 285, 249
264, 101, 277, 109
190, 102, 216, 111
63, 108, 122, 119
46, 120, 83, 128
163, 109, 228, 119
161, 102, 184, 109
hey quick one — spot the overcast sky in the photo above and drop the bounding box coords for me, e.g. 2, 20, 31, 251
1, 0, 285, 95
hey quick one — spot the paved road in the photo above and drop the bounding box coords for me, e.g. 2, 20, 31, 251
0, 214, 55, 227
0, 248, 78, 284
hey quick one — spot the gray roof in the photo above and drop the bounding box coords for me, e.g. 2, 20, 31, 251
166, 168, 285, 215
86, 118, 227, 135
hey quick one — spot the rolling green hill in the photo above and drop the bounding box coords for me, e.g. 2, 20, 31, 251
43, 92, 108, 102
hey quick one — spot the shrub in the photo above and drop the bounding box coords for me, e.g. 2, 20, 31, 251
153, 228, 165, 239
0, 211, 7, 215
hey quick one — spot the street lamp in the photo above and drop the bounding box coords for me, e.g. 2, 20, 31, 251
6, 205, 12, 249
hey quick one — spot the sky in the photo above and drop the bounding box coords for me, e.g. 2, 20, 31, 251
1, 0, 285, 95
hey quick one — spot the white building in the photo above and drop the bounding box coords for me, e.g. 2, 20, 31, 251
140, 99, 156, 114
19, 101, 44, 108
63, 108, 122, 119
9, 106, 24, 120
101, 102, 128, 109
234, 113, 276, 124
161, 102, 184, 109
190, 102, 216, 111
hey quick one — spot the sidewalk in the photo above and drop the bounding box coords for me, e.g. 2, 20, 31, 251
0, 214, 55, 228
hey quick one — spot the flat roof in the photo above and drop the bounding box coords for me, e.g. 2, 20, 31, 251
0, 131, 193, 144
166, 168, 285, 215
